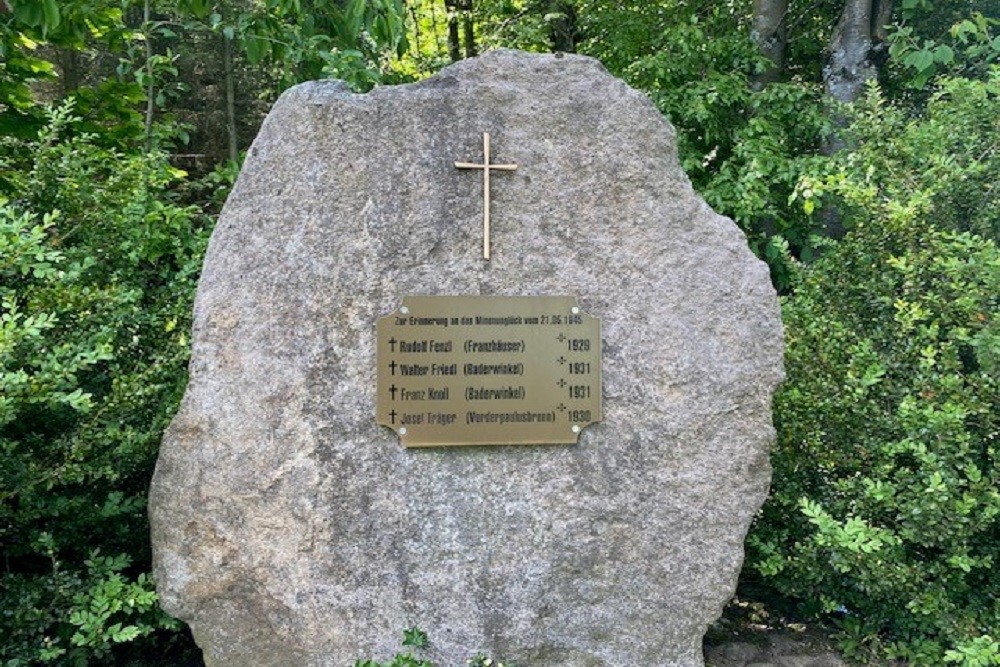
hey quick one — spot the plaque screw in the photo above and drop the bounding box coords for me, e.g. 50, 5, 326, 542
400, 427, 408, 435
400, 306, 410, 314
571, 306, 580, 314
571, 425, 581, 433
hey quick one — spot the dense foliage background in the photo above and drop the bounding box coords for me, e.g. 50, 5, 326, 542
1, 1, 997, 665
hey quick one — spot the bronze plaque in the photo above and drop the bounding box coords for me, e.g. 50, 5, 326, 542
376, 296, 601, 447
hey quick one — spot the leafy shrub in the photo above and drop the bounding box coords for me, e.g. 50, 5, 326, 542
749, 157, 1000, 667
795, 71, 1000, 244
0, 103, 208, 664
888, 12, 1000, 90
572, 2, 829, 289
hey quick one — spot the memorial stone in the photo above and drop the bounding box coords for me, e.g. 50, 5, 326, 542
149, 49, 784, 666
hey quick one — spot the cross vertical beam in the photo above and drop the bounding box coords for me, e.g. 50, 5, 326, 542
455, 133, 517, 260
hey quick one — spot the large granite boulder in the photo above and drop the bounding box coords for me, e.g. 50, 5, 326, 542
149, 49, 784, 666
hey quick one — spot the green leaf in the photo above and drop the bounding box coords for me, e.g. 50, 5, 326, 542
933, 44, 954, 64
42, 0, 61, 30
180, 0, 211, 18
111, 625, 141, 643
402, 627, 428, 649
244, 37, 267, 64
913, 49, 935, 72
13, 2, 44, 27
959, 20, 979, 35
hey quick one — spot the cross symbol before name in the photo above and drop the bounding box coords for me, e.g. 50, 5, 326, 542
455, 132, 517, 260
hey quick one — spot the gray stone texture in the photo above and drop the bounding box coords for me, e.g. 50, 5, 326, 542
149, 49, 784, 666
705, 631, 850, 667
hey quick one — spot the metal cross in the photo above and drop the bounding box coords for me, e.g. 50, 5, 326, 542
455, 133, 517, 260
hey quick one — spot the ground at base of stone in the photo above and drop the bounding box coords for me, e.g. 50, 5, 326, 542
144, 617, 855, 667
704, 599, 857, 667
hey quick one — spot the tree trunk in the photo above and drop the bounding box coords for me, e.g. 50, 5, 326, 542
409, 5, 422, 57
462, 0, 476, 58
445, 0, 462, 62
751, 0, 787, 89
823, 0, 879, 103
57, 48, 82, 95
547, 0, 578, 53
223, 32, 238, 163
817, 0, 893, 238
870, 0, 894, 69
872, 0, 892, 42
428, 1, 445, 59
143, 0, 155, 152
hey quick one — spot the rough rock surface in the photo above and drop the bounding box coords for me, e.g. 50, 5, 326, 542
149, 49, 784, 667
705, 630, 850, 667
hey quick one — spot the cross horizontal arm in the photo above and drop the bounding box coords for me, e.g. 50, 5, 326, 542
454, 162, 518, 171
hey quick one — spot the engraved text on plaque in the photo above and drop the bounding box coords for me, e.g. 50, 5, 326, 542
376, 296, 601, 447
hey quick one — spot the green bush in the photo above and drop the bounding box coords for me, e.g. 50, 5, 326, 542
0, 103, 208, 664
749, 78, 1000, 664
795, 70, 1000, 244
574, 2, 830, 289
